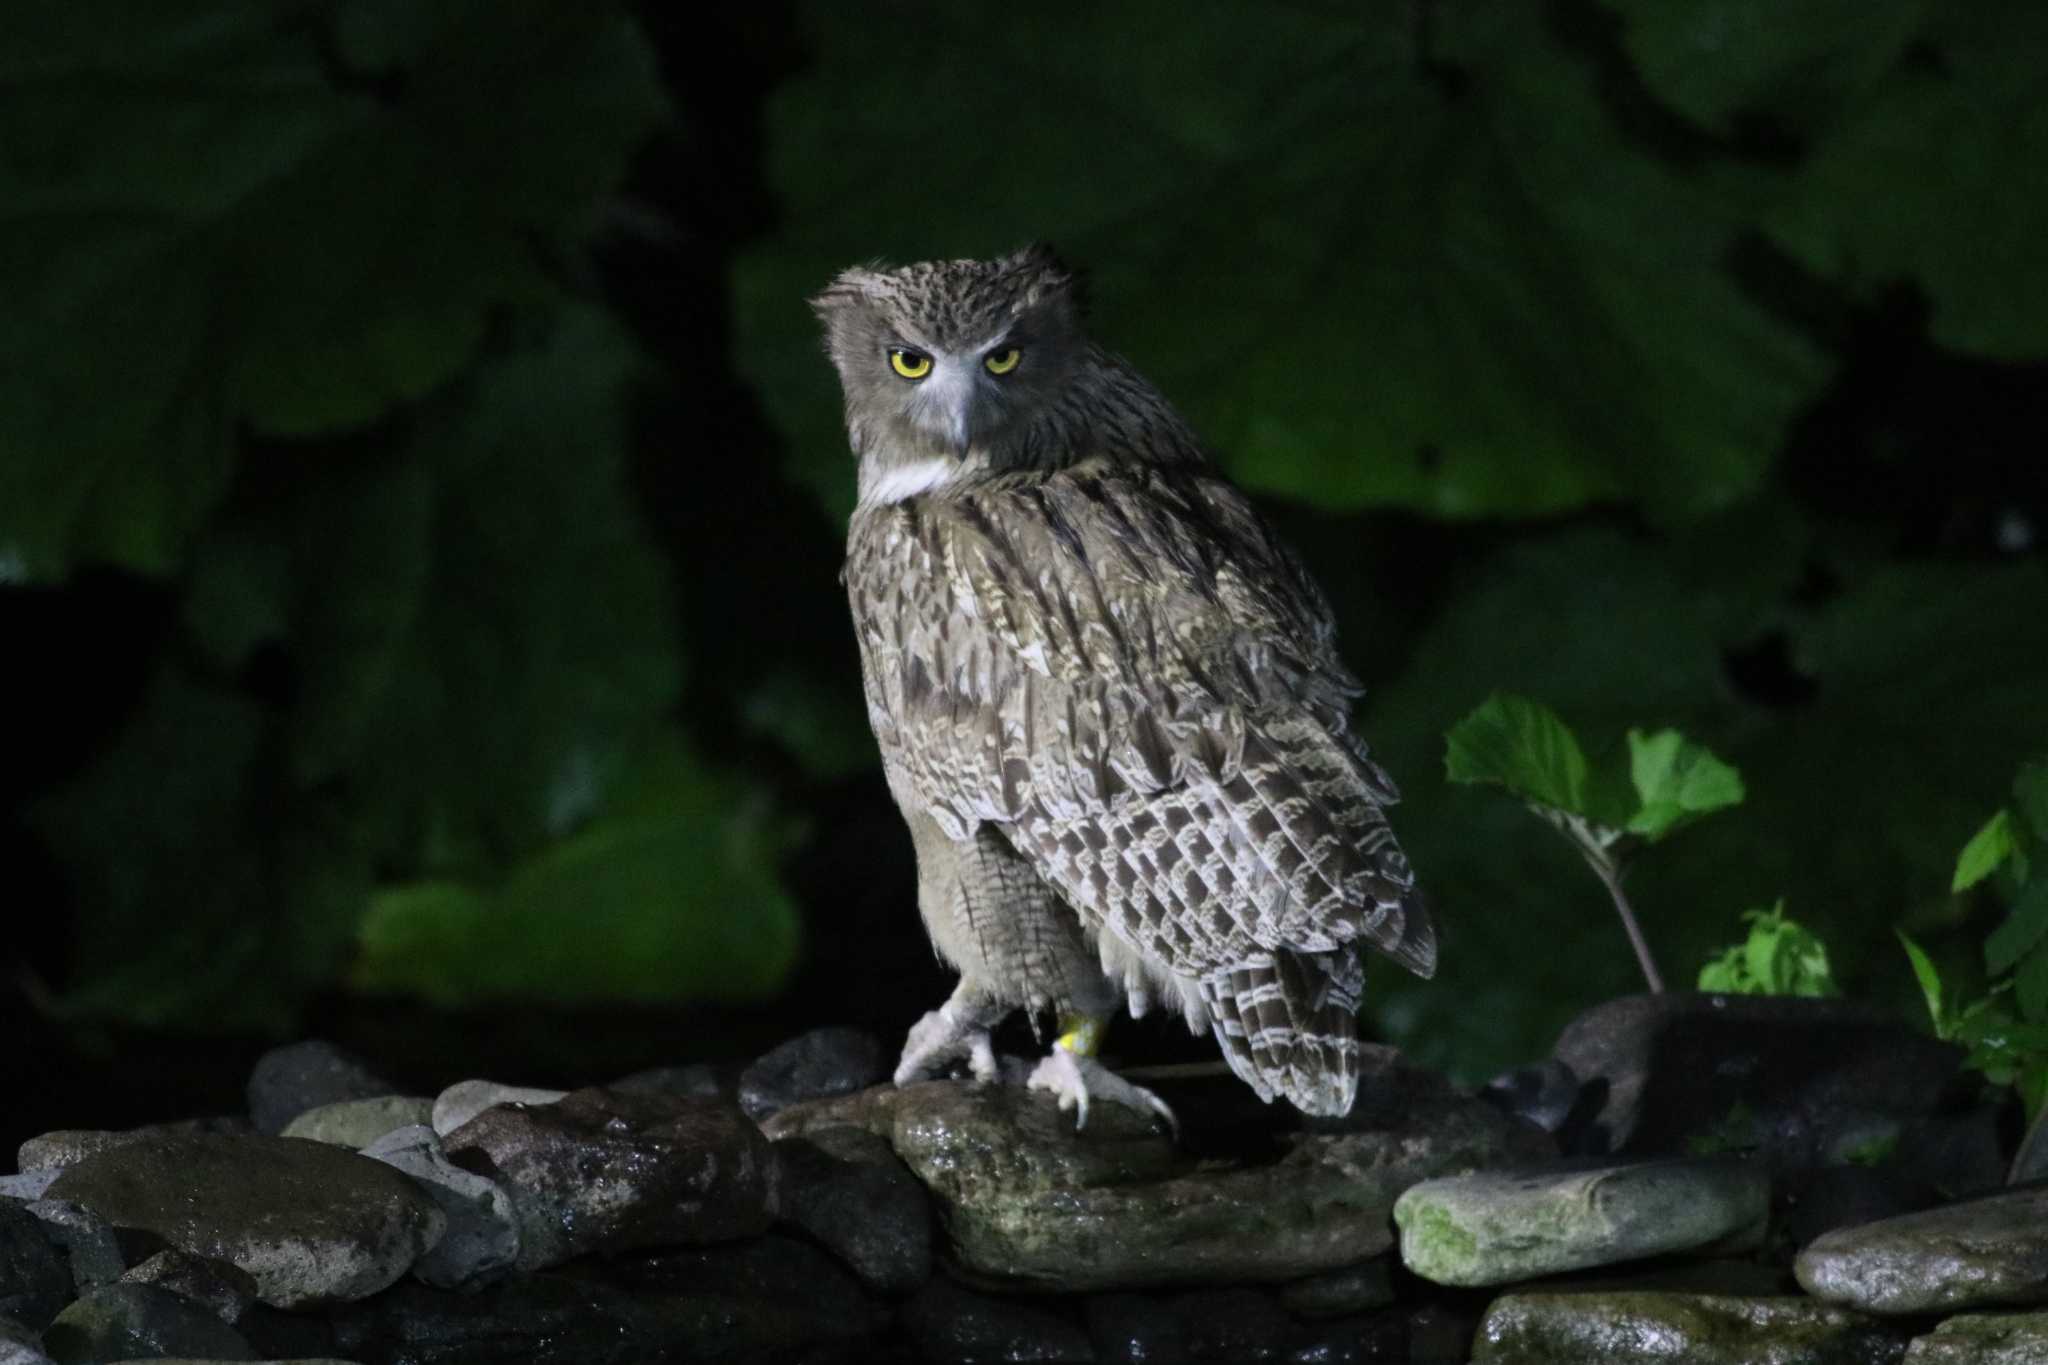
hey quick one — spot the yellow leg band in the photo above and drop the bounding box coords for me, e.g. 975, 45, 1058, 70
1054, 1013, 1105, 1057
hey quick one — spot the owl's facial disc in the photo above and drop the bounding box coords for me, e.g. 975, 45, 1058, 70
892, 345, 1000, 459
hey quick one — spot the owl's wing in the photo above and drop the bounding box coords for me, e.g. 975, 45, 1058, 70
847, 462, 1435, 987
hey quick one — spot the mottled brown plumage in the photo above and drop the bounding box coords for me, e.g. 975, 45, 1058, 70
816, 246, 1434, 1118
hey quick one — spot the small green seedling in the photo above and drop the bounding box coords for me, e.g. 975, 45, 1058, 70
1698, 901, 1837, 998
1445, 692, 1745, 993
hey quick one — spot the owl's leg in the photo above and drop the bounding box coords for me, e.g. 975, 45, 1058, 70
894, 981, 1005, 1085
1027, 1012, 1179, 1137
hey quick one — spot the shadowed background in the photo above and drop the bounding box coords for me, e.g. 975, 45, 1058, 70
3, 1, 2045, 1148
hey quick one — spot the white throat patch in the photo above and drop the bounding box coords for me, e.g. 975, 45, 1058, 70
861, 457, 962, 505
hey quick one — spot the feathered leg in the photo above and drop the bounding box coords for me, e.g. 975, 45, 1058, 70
894, 981, 1004, 1084
1027, 1012, 1179, 1136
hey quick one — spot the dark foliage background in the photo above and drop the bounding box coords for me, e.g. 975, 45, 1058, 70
4, 0, 2045, 1141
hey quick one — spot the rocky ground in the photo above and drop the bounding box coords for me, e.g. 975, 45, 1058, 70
3, 993, 2044, 1364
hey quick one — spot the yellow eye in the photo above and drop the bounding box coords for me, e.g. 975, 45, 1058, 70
984, 347, 1022, 375
889, 348, 932, 380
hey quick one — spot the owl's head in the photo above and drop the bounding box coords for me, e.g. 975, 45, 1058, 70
811, 245, 1088, 497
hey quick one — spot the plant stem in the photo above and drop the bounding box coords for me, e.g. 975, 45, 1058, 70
1586, 848, 1665, 994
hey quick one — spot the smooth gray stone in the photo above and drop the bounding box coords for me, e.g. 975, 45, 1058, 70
1473, 1291, 1903, 1364
120, 1249, 260, 1326
18, 1120, 252, 1177
768, 1066, 1549, 1292
1905, 1310, 2048, 1364
359, 1126, 518, 1290
42, 1284, 255, 1364
1797, 1187, 2048, 1315
0, 1179, 54, 1205
45, 1135, 444, 1310
247, 1042, 393, 1137
25, 1203, 124, 1293
1394, 1157, 1770, 1287
738, 1028, 886, 1121
0, 1313, 51, 1365
281, 1097, 435, 1150
442, 1088, 773, 1274
429, 1080, 566, 1137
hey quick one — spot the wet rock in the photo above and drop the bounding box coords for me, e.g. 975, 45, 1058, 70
739, 1028, 887, 1122
41, 1283, 256, 1364
1905, 1310, 2048, 1363
773, 1125, 931, 1294
1552, 994, 1968, 1171
1285, 1310, 1408, 1365
1796, 1186, 2048, 1314
24, 1203, 124, 1293
1177, 1286, 1288, 1361
119, 1249, 259, 1326
247, 1041, 393, 1136
430, 1080, 567, 1136
443, 1087, 774, 1274
0, 1177, 55, 1204
609, 1063, 725, 1101
359, 1125, 519, 1290
280, 1096, 435, 1149
1474, 1290, 1903, 1364
1277, 1259, 1395, 1319
1394, 1157, 1769, 1287
45, 1133, 444, 1309
0, 1315, 48, 1365
327, 1236, 876, 1365
0, 1204, 70, 1330
903, 1278, 1093, 1365
17, 1120, 252, 1179
769, 1073, 1542, 1292
1085, 1293, 1186, 1365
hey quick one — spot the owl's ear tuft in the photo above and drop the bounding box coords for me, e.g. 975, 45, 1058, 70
1010, 242, 1089, 319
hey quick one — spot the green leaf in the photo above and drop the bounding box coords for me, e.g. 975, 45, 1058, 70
2016, 942, 2048, 1025
1987, 879, 2048, 976
738, 2, 1823, 522
1697, 947, 1746, 994
352, 738, 800, 1006
1953, 809, 2017, 893
1898, 931, 1948, 1038
1444, 693, 1592, 817
1764, 4, 2048, 360
0, 0, 665, 581
1625, 728, 1746, 842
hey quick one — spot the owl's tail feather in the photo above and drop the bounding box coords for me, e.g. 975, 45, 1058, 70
1202, 950, 1362, 1117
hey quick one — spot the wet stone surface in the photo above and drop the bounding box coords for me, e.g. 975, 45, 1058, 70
740, 1027, 889, 1122
1394, 1156, 1770, 1287
773, 1124, 932, 1294
1472, 1290, 1905, 1364
359, 1125, 520, 1291
281, 1096, 437, 1150
1904, 1309, 2048, 1364
44, 1134, 444, 1309
0, 1203, 71, 1330
247, 1041, 395, 1138
42, 1282, 257, 1364
118, 1248, 260, 1326
1796, 1185, 2048, 1315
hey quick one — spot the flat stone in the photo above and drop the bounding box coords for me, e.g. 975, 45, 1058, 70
738, 1027, 887, 1122
1473, 1291, 1904, 1364
1796, 1187, 2048, 1314
18, 1120, 250, 1176
430, 1080, 567, 1136
0, 1178, 55, 1204
120, 1249, 260, 1326
41, 1283, 255, 1364
443, 1087, 773, 1274
280, 1097, 435, 1149
247, 1041, 394, 1136
45, 1134, 444, 1309
360, 1125, 519, 1290
768, 1072, 1546, 1292
0, 1313, 48, 1365
902, 1279, 1093, 1365
773, 1125, 931, 1293
0, 1204, 71, 1330
1278, 1259, 1396, 1319
1394, 1157, 1770, 1287
24, 1202, 124, 1293
1905, 1310, 2048, 1363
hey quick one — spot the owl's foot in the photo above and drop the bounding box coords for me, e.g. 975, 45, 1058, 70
894, 994, 1000, 1086
1028, 1045, 1180, 1138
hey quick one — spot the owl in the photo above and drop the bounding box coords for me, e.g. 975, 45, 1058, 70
814, 245, 1435, 1124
